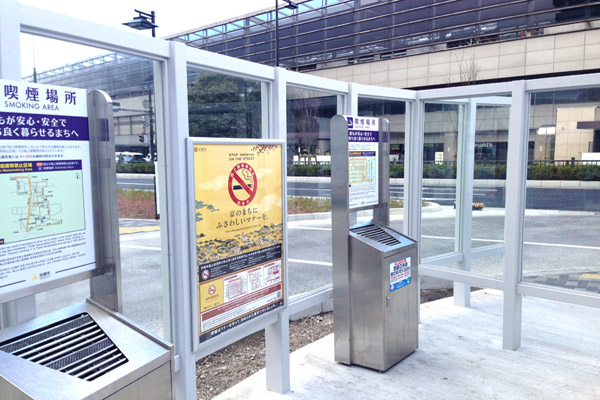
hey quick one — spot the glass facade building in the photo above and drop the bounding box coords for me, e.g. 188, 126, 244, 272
171, 0, 600, 70
28, 0, 600, 160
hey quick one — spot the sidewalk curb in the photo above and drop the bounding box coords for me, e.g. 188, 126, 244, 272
287, 204, 441, 222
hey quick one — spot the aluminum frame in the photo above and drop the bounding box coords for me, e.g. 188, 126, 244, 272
184, 137, 288, 353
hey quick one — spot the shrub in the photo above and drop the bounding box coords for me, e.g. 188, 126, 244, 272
556, 165, 576, 180
576, 164, 600, 181
390, 163, 404, 178
423, 163, 456, 179
117, 189, 156, 219
287, 196, 331, 214
528, 163, 555, 180
289, 163, 331, 176
116, 163, 155, 174
285, 161, 600, 181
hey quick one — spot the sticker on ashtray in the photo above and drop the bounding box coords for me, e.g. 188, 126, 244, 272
390, 257, 411, 292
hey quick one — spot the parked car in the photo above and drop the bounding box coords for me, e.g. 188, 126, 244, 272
115, 152, 147, 164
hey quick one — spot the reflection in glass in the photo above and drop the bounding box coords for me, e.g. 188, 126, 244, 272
358, 97, 406, 210
421, 103, 459, 260
187, 68, 265, 138
285, 86, 340, 298
21, 35, 169, 339
286, 86, 338, 177
470, 105, 509, 255
522, 88, 600, 297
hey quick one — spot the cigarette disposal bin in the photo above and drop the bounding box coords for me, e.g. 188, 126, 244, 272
0, 300, 173, 400
331, 115, 418, 371
348, 222, 418, 371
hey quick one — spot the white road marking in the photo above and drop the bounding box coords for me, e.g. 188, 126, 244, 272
120, 244, 161, 251
288, 258, 333, 266
422, 235, 600, 251
288, 226, 331, 231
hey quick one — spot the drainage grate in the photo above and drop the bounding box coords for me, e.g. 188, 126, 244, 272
0, 313, 128, 381
350, 224, 401, 247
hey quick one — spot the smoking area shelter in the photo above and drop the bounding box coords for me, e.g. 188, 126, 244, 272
0, 1, 599, 398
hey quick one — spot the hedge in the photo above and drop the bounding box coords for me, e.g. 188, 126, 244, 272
116, 163, 155, 174
119, 161, 600, 181
288, 163, 331, 177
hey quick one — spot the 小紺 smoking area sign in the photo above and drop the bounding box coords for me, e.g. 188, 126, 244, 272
0, 79, 95, 301
188, 139, 285, 346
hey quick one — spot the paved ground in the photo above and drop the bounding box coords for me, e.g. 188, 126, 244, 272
213, 289, 600, 400
523, 271, 600, 294
116, 214, 600, 295
118, 218, 160, 235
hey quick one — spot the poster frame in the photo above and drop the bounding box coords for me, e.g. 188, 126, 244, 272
186, 137, 287, 352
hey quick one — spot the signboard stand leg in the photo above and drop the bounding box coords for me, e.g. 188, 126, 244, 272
265, 308, 290, 393
0, 298, 36, 328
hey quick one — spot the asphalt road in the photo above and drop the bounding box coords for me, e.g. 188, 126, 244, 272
287, 208, 600, 294
38, 207, 593, 338
45, 175, 595, 337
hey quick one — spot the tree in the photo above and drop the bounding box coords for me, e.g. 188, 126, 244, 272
287, 89, 324, 163
443, 50, 480, 86
187, 71, 262, 138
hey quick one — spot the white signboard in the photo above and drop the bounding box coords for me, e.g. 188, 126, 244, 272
347, 116, 379, 209
0, 79, 95, 297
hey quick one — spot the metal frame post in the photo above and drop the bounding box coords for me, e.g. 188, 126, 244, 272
265, 67, 290, 393
405, 97, 424, 241
503, 80, 528, 350
454, 99, 476, 307
0, 0, 37, 328
166, 41, 196, 399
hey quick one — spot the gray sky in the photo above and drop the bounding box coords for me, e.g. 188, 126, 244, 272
19, 0, 276, 76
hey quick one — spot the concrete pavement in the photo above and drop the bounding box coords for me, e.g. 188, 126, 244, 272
213, 289, 600, 400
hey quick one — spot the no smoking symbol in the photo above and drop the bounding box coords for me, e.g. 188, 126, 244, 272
208, 285, 216, 295
228, 163, 257, 206
201, 269, 210, 280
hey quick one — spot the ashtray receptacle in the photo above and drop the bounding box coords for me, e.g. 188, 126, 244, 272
348, 221, 418, 371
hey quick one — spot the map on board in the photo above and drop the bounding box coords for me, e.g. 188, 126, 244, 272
1, 170, 85, 244
349, 155, 377, 187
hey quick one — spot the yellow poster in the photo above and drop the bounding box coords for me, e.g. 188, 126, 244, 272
193, 143, 284, 343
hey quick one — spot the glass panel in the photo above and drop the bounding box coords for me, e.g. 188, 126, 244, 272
187, 67, 267, 139
358, 97, 407, 225
523, 88, 600, 297
471, 105, 509, 252
286, 86, 341, 296
20, 35, 168, 339
471, 254, 504, 277
421, 102, 460, 260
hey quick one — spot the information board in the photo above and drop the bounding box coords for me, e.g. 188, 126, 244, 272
0, 80, 95, 297
191, 141, 284, 344
347, 116, 379, 209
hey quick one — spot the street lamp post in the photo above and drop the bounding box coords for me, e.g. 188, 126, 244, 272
123, 9, 158, 161
122, 9, 157, 38
275, 1, 298, 67
123, 10, 159, 219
